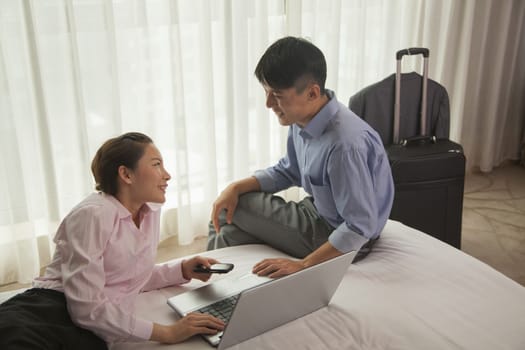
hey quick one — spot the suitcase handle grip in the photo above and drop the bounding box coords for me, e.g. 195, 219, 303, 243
400, 135, 437, 146
396, 48, 429, 60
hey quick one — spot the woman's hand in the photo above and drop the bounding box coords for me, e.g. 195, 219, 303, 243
181, 256, 219, 282
150, 313, 225, 344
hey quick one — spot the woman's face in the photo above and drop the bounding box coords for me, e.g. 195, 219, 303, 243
129, 143, 171, 204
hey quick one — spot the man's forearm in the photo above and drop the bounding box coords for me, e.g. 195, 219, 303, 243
301, 241, 343, 268
229, 176, 261, 195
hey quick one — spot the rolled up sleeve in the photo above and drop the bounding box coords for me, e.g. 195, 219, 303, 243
142, 261, 189, 292
326, 134, 393, 253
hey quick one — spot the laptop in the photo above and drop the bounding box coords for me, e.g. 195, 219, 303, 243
167, 251, 356, 349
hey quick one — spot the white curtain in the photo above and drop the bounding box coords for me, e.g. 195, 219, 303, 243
1, 0, 524, 286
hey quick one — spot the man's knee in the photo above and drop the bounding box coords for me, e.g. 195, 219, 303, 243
236, 192, 275, 213
207, 223, 262, 250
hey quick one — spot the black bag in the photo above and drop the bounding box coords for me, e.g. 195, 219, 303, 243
387, 48, 465, 248
387, 139, 465, 248
351, 48, 465, 248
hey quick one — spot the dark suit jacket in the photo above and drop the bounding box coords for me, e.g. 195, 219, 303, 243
349, 72, 450, 146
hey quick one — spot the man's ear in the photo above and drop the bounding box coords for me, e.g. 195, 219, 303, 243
307, 84, 321, 100
118, 165, 133, 185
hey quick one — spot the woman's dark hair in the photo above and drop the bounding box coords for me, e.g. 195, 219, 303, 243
91, 132, 153, 195
254, 36, 326, 94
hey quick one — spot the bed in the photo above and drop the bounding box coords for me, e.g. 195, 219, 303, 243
2, 220, 524, 349
111, 220, 525, 350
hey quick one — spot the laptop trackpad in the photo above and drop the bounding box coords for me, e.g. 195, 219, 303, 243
167, 273, 271, 315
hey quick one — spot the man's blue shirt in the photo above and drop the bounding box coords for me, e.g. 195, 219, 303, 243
254, 90, 394, 253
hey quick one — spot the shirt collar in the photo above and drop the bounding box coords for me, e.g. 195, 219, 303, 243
103, 193, 160, 220
299, 89, 339, 139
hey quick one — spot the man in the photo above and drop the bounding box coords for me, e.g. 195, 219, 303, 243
208, 36, 394, 278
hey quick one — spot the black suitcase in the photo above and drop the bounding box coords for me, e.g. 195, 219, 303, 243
386, 48, 466, 248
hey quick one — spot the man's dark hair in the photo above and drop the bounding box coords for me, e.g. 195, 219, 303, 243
254, 36, 327, 94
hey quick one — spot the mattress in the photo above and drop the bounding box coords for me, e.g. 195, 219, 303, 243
11, 219, 524, 350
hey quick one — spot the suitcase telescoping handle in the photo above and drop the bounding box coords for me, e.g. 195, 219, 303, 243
394, 47, 430, 145
396, 47, 429, 60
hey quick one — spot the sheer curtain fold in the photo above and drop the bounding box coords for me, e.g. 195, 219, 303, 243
1, 0, 524, 285
460, 0, 525, 171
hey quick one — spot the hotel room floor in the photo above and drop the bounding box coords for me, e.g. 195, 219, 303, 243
1, 163, 524, 293
460, 162, 525, 286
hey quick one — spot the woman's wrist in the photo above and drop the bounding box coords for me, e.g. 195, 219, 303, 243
180, 260, 189, 280
150, 323, 168, 343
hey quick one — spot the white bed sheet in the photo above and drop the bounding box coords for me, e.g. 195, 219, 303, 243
111, 220, 525, 350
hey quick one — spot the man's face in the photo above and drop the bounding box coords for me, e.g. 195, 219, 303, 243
262, 84, 312, 127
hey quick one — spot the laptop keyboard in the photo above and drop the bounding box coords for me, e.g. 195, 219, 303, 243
198, 294, 239, 322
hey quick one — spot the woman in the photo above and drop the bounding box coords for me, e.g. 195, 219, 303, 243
0, 132, 224, 349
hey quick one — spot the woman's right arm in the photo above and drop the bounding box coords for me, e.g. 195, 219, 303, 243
150, 314, 224, 343
60, 201, 224, 344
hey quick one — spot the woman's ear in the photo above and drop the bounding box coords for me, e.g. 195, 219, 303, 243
118, 165, 133, 185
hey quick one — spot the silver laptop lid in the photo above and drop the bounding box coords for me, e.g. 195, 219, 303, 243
218, 251, 357, 350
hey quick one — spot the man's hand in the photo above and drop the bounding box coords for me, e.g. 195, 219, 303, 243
252, 258, 306, 278
150, 313, 225, 344
210, 177, 261, 234
211, 185, 240, 234
181, 256, 219, 282
253, 242, 344, 278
